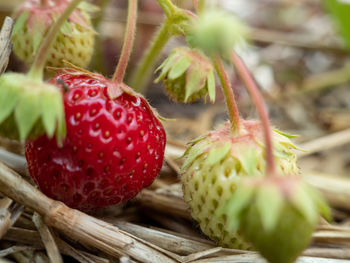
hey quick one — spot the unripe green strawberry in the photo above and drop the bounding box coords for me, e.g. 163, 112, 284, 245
181, 120, 299, 249
0, 73, 65, 142
156, 47, 215, 103
186, 10, 248, 58
12, 0, 96, 68
222, 175, 330, 263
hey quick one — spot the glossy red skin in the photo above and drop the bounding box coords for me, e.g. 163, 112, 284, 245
25, 72, 166, 211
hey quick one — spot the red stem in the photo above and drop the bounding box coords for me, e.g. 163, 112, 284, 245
112, 0, 138, 85
213, 56, 242, 134
230, 51, 276, 176
193, 0, 199, 12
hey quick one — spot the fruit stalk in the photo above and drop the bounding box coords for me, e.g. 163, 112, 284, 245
129, 19, 174, 92
156, 0, 178, 17
213, 55, 241, 134
193, 0, 205, 13
112, 0, 138, 84
230, 51, 276, 176
28, 0, 84, 80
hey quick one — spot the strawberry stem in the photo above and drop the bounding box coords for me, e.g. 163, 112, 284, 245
230, 51, 276, 176
129, 18, 173, 92
213, 56, 242, 134
193, 0, 205, 14
28, 0, 83, 80
157, 0, 178, 17
112, 0, 138, 85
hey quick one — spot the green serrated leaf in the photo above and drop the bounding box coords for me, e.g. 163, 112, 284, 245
239, 147, 258, 176
12, 11, 29, 36
60, 20, 73, 36
168, 56, 191, 80
182, 140, 211, 169
155, 54, 180, 82
273, 129, 299, 139
41, 91, 62, 138
306, 184, 331, 222
0, 78, 20, 123
256, 185, 283, 232
291, 183, 318, 225
222, 183, 255, 231
78, 2, 100, 13
207, 70, 216, 102
15, 90, 41, 142
185, 65, 207, 102
207, 142, 231, 166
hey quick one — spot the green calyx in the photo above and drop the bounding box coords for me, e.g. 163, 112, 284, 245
221, 176, 330, 263
186, 10, 248, 59
156, 47, 215, 103
182, 121, 299, 176
0, 73, 65, 143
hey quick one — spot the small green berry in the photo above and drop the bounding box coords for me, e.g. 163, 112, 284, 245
181, 120, 299, 249
156, 47, 215, 103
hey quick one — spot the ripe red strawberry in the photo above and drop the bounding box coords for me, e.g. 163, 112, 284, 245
25, 69, 166, 211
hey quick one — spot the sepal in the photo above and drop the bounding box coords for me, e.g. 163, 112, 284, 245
156, 47, 215, 103
0, 73, 66, 142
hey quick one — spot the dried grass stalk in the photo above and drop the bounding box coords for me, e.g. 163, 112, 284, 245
32, 212, 63, 263
0, 161, 177, 263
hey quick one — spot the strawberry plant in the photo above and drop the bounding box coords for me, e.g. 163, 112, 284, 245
0, 0, 333, 262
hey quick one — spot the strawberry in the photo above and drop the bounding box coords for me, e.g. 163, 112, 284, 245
186, 10, 248, 58
222, 175, 330, 263
181, 120, 299, 249
12, 0, 96, 69
156, 47, 215, 103
25, 69, 166, 211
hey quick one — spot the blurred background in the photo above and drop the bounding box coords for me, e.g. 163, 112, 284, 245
1, 0, 350, 179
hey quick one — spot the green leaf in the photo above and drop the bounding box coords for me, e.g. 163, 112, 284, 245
256, 185, 283, 232
222, 183, 255, 231
55, 96, 66, 146
0, 78, 20, 123
41, 91, 63, 138
155, 54, 179, 82
12, 11, 29, 36
324, 0, 350, 49
273, 129, 298, 139
78, 2, 100, 13
207, 70, 216, 102
168, 56, 191, 80
306, 185, 332, 222
15, 90, 41, 142
182, 139, 211, 169
239, 147, 258, 176
207, 143, 231, 166
185, 65, 207, 102
291, 183, 318, 225
60, 20, 73, 36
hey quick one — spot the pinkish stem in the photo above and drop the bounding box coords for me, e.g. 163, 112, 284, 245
213, 56, 242, 134
230, 51, 276, 176
112, 0, 138, 85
